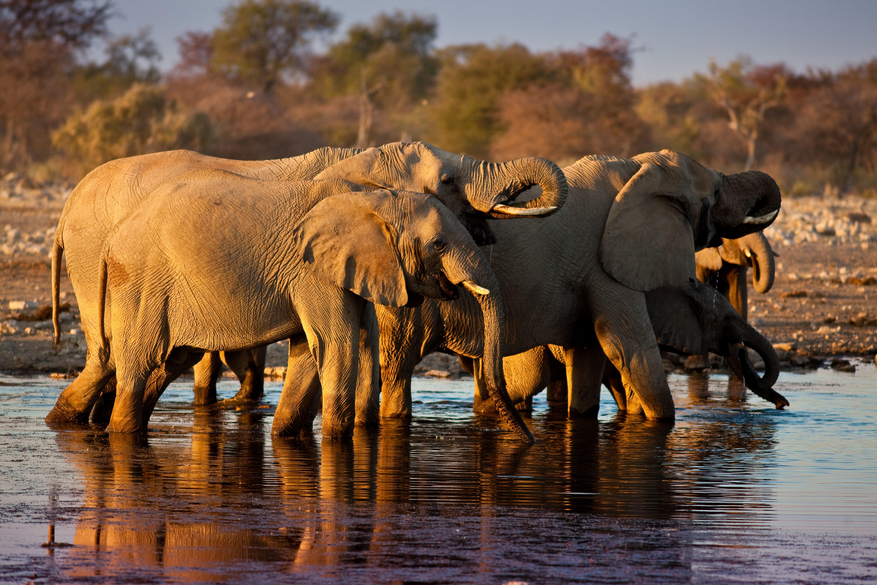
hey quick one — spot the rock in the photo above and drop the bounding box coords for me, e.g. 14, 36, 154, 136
746, 348, 765, 370
773, 342, 797, 352
684, 355, 710, 372
848, 212, 872, 224
263, 366, 287, 378
8, 300, 37, 311
830, 358, 856, 373
424, 370, 452, 379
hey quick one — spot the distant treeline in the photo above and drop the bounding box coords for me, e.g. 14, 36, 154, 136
1, 0, 876, 196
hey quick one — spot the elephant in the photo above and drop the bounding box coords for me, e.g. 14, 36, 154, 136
694, 231, 776, 321
52, 173, 533, 441
47, 141, 567, 419
469, 278, 789, 415
311, 150, 781, 425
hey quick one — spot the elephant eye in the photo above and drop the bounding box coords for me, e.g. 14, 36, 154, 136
440, 174, 454, 185
432, 238, 447, 253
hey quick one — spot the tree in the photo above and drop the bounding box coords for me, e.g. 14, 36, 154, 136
52, 83, 214, 176
0, 0, 111, 171
210, 0, 338, 93
491, 34, 650, 162
309, 11, 438, 147
708, 57, 787, 171
793, 60, 877, 193
428, 43, 554, 158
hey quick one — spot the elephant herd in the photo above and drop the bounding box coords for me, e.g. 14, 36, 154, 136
44, 142, 787, 444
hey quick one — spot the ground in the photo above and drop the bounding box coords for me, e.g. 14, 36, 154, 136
1, 176, 876, 378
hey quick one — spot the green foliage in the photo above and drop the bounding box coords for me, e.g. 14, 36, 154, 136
428, 43, 554, 157
70, 28, 163, 103
311, 11, 438, 108
52, 83, 215, 175
210, 0, 339, 93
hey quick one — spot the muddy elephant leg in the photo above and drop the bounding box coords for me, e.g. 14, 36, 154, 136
192, 352, 221, 406
356, 304, 380, 427
272, 335, 321, 437
564, 345, 606, 418
591, 288, 675, 420
223, 347, 266, 403
141, 349, 206, 425
45, 355, 115, 425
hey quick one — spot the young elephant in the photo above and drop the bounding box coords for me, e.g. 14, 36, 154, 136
61, 173, 532, 441
479, 279, 789, 415
694, 232, 776, 321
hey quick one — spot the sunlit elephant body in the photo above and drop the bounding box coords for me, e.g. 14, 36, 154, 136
48, 142, 567, 419
695, 232, 776, 321
51, 173, 531, 440
369, 151, 782, 421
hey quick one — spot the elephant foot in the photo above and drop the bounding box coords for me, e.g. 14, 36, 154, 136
192, 384, 218, 406
319, 419, 354, 440
232, 374, 264, 402
45, 399, 91, 426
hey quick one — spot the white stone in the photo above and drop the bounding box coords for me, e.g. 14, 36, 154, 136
8, 300, 37, 311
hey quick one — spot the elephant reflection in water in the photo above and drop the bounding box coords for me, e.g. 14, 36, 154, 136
54, 418, 294, 581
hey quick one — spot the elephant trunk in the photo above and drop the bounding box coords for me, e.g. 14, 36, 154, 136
724, 320, 789, 409
467, 157, 568, 218
713, 171, 782, 239
745, 232, 775, 294
442, 249, 536, 444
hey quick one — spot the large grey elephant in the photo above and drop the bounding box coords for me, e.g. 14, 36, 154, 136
48, 142, 567, 415
695, 232, 776, 321
66, 173, 531, 440
475, 278, 789, 415
350, 151, 783, 424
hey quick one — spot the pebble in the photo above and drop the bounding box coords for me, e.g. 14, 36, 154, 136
8, 300, 37, 311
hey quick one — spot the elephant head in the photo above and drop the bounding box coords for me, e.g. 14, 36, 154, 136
646, 280, 788, 409
600, 150, 781, 293
695, 232, 776, 294
313, 141, 568, 245
294, 190, 535, 443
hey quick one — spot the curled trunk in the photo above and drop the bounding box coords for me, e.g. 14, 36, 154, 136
714, 171, 782, 239
724, 320, 788, 409
468, 157, 567, 218
745, 232, 775, 294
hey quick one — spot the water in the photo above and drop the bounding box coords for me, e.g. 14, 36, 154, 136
1, 365, 876, 584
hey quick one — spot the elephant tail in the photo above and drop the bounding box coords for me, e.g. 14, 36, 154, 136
51, 229, 64, 348
97, 252, 110, 364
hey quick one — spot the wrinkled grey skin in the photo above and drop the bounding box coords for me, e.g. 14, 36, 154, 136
279, 150, 783, 425
694, 232, 776, 321
49, 173, 531, 440
49, 142, 567, 415
482, 279, 788, 415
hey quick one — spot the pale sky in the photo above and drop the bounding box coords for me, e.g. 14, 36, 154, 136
102, 0, 877, 86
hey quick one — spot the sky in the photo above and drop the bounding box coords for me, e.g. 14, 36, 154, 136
102, 0, 877, 86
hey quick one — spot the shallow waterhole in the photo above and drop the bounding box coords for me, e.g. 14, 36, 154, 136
1, 365, 875, 584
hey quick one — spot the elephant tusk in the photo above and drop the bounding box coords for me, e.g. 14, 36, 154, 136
744, 249, 752, 258
743, 209, 779, 225
491, 203, 557, 217
462, 281, 490, 296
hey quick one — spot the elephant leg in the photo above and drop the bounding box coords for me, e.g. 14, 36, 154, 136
377, 308, 419, 419
141, 349, 206, 425
89, 377, 117, 425
601, 359, 628, 411
106, 363, 149, 433
564, 345, 606, 418
272, 336, 322, 437
355, 305, 380, 427
224, 347, 266, 403
472, 358, 493, 414
192, 352, 221, 406
45, 356, 115, 425
592, 289, 675, 420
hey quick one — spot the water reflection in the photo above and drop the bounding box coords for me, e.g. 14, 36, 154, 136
45, 375, 792, 582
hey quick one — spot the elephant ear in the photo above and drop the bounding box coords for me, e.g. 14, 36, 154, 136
295, 191, 408, 307
600, 162, 698, 292
695, 247, 723, 271
645, 285, 706, 356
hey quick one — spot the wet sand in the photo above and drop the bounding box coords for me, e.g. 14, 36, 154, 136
1, 367, 876, 584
